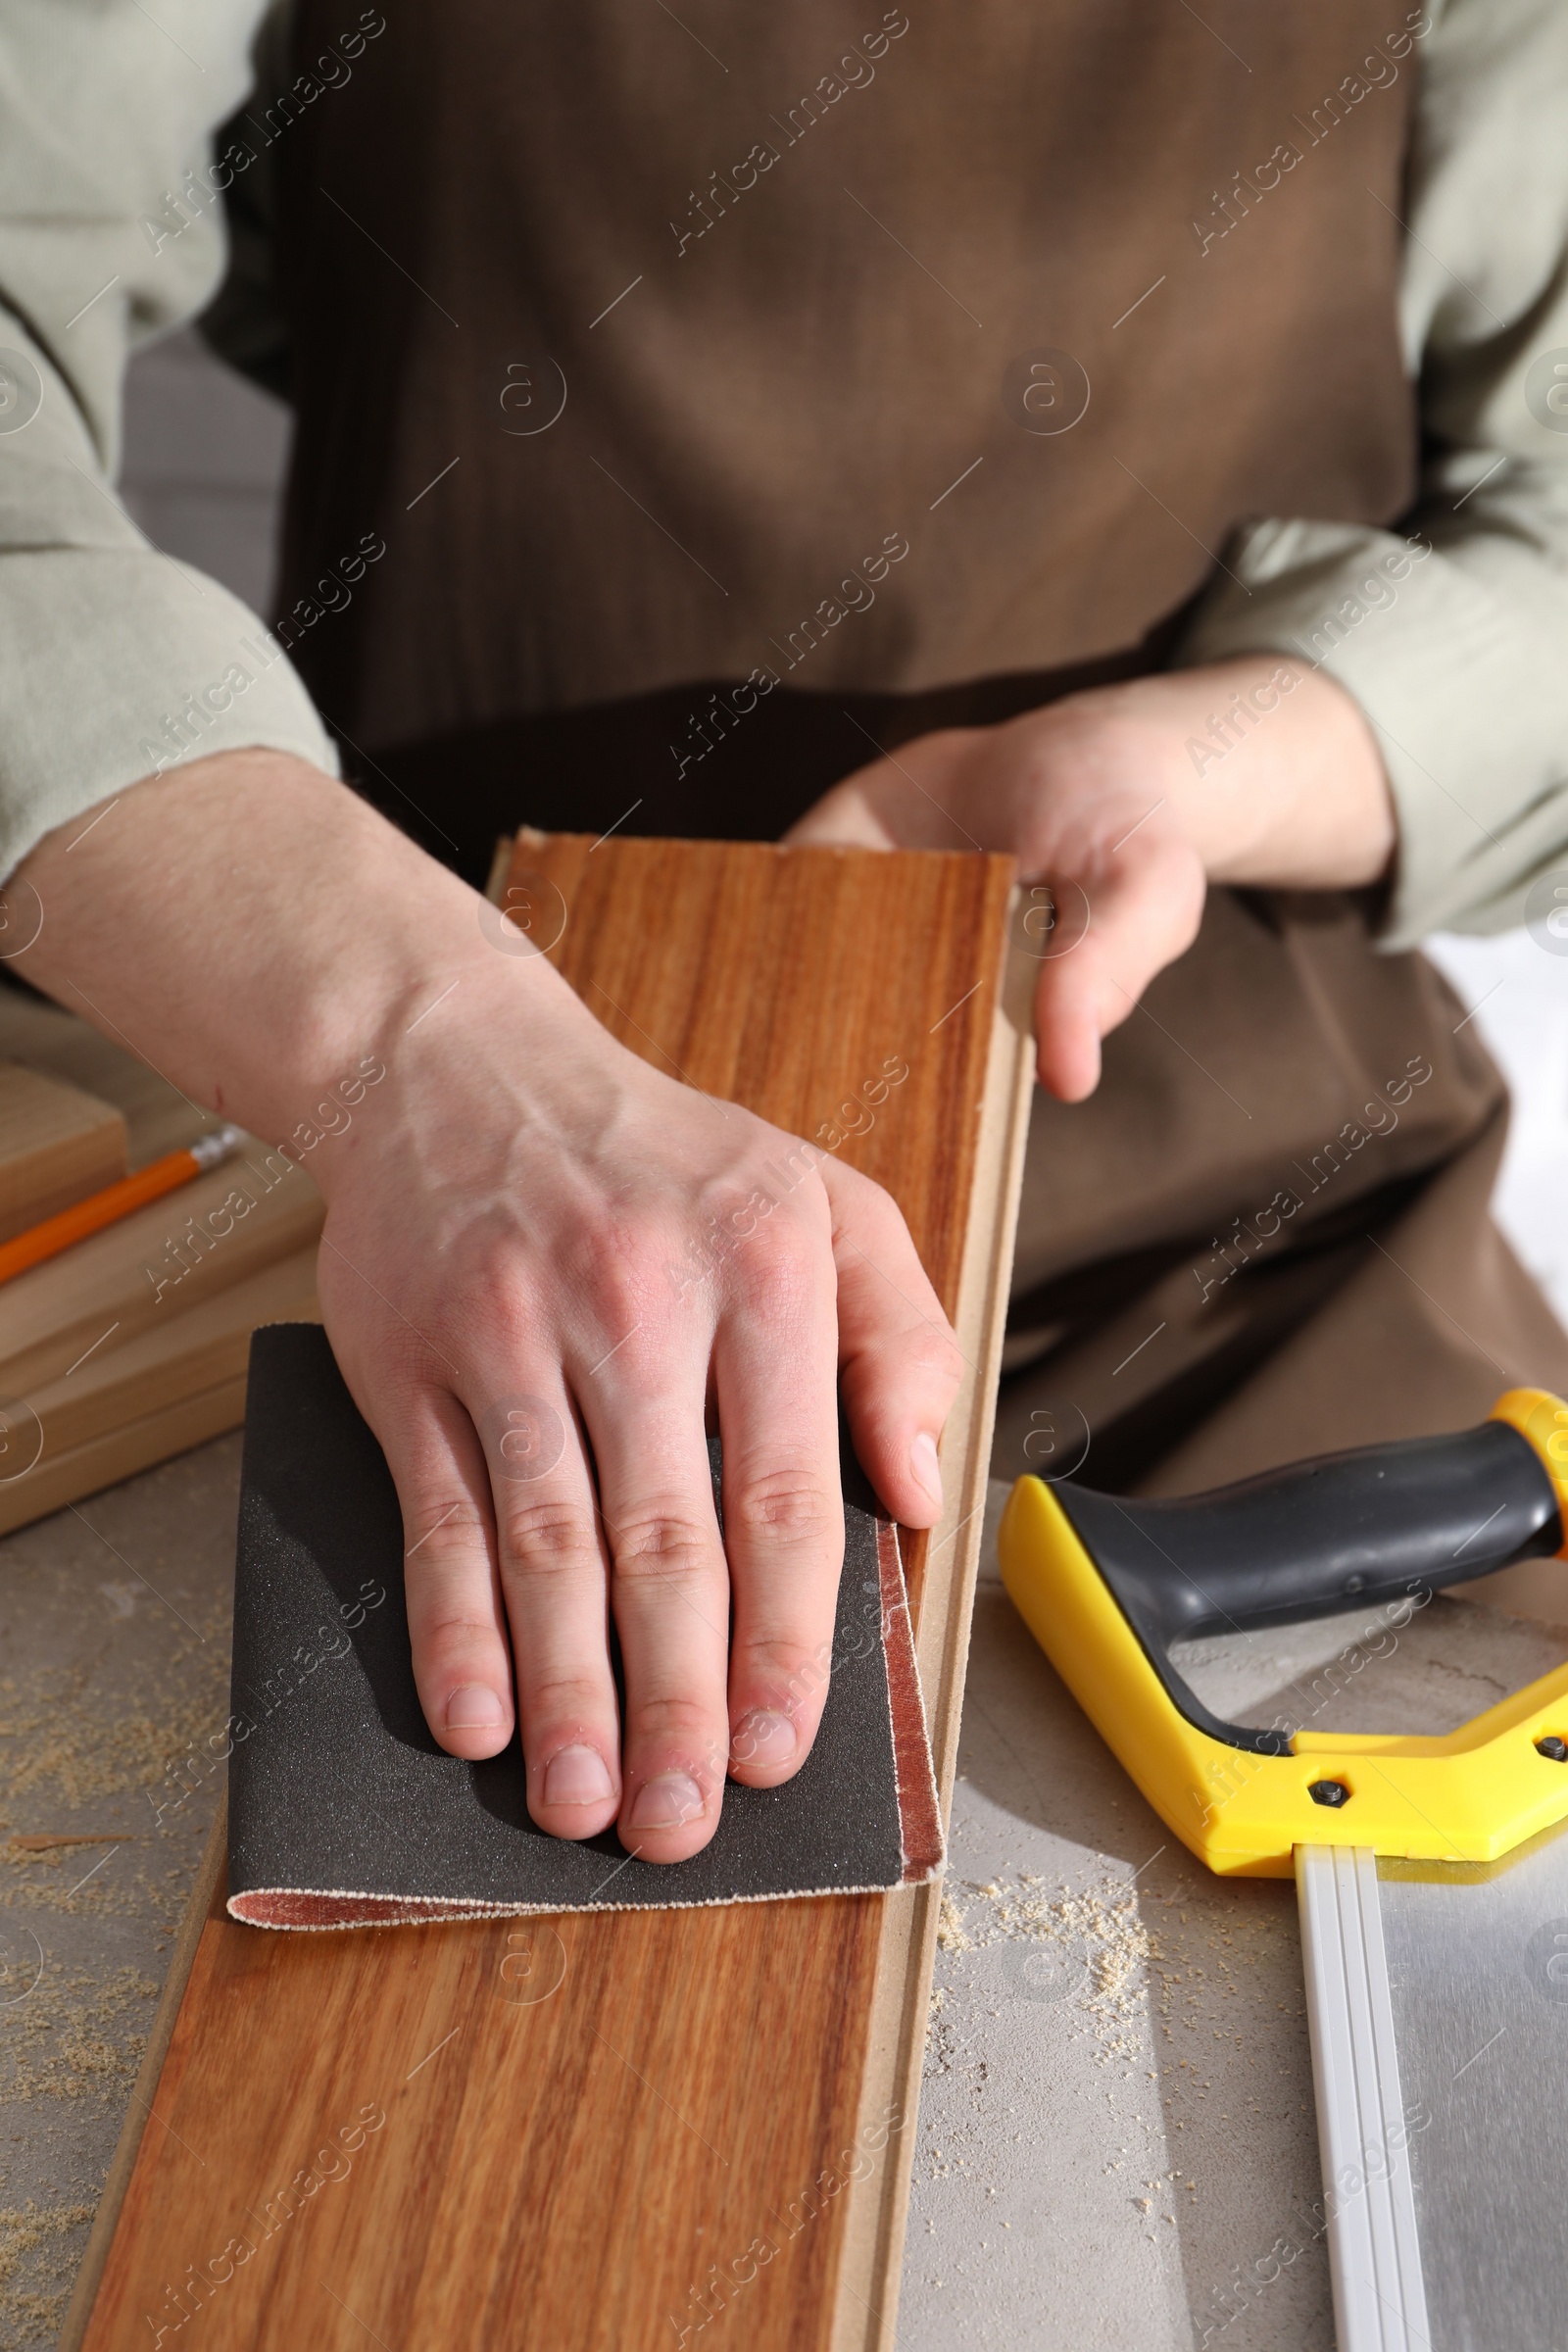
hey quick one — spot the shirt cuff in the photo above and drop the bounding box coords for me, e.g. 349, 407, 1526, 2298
1175, 506, 1568, 948
0, 546, 340, 878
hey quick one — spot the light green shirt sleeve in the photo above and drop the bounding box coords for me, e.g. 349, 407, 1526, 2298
0, 0, 335, 883
1179, 0, 1568, 946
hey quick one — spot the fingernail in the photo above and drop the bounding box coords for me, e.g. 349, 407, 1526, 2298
910, 1431, 944, 1511
732, 1710, 798, 1768
542, 1744, 614, 1806
628, 1772, 705, 1830
446, 1684, 506, 1730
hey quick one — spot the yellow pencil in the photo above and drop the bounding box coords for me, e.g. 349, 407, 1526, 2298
0, 1122, 247, 1286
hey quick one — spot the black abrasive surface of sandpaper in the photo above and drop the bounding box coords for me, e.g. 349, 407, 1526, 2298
226, 1324, 936, 1926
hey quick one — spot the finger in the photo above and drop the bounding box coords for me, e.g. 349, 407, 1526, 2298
362, 1378, 517, 1763
819, 1159, 965, 1528
470, 1374, 623, 1840
710, 1204, 844, 1788
783, 731, 982, 852
783, 778, 897, 849
1032, 835, 1206, 1102
576, 1334, 733, 1863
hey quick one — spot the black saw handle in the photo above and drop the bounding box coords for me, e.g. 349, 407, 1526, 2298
1053, 1418, 1562, 1646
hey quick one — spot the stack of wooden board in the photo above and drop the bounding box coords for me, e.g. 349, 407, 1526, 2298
0, 984, 322, 1536
61, 831, 1033, 2352
0, 1058, 129, 1238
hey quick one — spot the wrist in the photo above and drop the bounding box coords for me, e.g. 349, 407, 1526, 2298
14, 752, 602, 1172
299, 935, 612, 1205
1083, 658, 1396, 890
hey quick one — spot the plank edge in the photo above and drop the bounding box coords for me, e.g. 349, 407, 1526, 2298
0, 1377, 252, 1544
59, 1792, 229, 2352
833, 995, 1036, 2352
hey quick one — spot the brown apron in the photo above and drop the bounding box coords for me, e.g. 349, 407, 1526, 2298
270, 0, 1568, 1492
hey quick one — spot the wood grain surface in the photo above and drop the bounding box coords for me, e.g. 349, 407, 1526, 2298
67, 835, 1030, 2352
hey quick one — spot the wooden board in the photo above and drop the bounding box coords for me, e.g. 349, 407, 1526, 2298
0, 1248, 321, 1538
65, 836, 1033, 2352
0, 1058, 126, 1243
0, 1148, 322, 1402
0, 990, 325, 1531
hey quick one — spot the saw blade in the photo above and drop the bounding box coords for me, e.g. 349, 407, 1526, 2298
1299, 1819, 1568, 2352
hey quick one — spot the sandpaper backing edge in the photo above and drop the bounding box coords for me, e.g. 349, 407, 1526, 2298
227, 1874, 933, 1930
878, 1520, 945, 1883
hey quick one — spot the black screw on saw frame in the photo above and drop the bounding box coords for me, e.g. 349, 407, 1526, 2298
1536, 1736, 1568, 1762
1308, 1779, 1350, 1808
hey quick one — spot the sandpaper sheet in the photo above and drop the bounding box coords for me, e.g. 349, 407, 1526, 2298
226, 1325, 943, 1927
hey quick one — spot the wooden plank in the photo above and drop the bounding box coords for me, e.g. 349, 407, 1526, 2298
0, 1058, 126, 1243
15, 1246, 318, 1462
0, 1377, 249, 1539
0, 1248, 320, 1536
0, 966, 323, 1533
0, 1148, 322, 1400
71, 836, 1029, 2352
0, 983, 208, 1169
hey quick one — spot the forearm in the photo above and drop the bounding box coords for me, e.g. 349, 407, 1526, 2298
11, 752, 589, 1162
1071, 656, 1396, 893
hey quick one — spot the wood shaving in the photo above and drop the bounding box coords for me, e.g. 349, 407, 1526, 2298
8, 1834, 135, 1853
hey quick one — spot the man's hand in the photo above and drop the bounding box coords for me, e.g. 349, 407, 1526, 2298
13, 754, 963, 1862
788, 658, 1395, 1100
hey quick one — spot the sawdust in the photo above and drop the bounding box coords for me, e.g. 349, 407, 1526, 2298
0, 1848, 196, 1926
0, 1625, 227, 1813
1152, 1901, 1285, 2043
943, 1872, 1158, 2065
0, 1449, 239, 2351
935, 1889, 973, 1953
0, 1959, 159, 2104
924, 1980, 959, 2079
0, 2200, 96, 2347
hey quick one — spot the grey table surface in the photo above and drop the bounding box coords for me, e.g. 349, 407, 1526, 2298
0, 1439, 235, 2346
7, 1446, 1568, 2350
